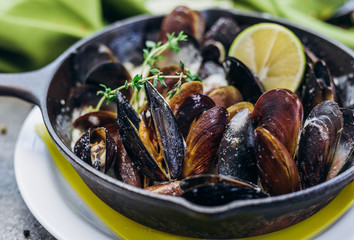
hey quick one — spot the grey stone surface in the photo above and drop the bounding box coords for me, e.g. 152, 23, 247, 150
0, 97, 55, 240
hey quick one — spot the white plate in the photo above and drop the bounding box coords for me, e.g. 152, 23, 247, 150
14, 107, 118, 240
14, 107, 354, 240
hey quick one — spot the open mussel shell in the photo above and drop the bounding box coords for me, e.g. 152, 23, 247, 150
66, 85, 115, 112
218, 108, 257, 184
326, 1, 354, 28
175, 93, 215, 138
86, 61, 132, 100
155, 6, 204, 72
313, 61, 338, 102
253, 89, 303, 158
300, 64, 319, 116
145, 81, 185, 180
72, 110, 119, 145
117, 82, 185, 181
181, 184, 268, 206
204, 17, 240, 49
74, 127, 117, 173
298, 100, 343, 189
114, 135, 143, 188
180, 174, 256, 189
73, 43, 118, 83
180, 174, 268, 206
201, 17, 240, 63
73, 110, 117, 130
223, 57, 264, 103
115, 91, 140, 129
116, 90, 167, 181
200, 40, 226, 63
301, 60, 339, 118
327, 108, 354, 179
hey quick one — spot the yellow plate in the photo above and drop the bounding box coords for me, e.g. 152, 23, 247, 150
36, 124, 354, 240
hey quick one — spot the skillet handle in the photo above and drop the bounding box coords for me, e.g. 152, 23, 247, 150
0, 62, 57, 107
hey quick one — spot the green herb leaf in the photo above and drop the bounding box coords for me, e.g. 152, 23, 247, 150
186, 70, 202, 82
143, 49, 149, 59
145, 40, 156, 48
179, 60, 185, 71
159, 77, 167, 87
150, 68, 160, 74
155, 56, 165, 61
166, 89, 177, 99
153, 78, 158, 87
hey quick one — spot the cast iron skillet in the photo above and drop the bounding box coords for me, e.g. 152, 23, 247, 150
0, 9, 353, 239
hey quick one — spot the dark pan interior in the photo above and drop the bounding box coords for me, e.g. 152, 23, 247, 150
43, 9, 354, 239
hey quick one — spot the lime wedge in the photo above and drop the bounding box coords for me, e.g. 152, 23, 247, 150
229, 23, 306, 92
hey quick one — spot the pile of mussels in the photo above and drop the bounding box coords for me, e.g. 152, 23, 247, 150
68, 6, 354, 206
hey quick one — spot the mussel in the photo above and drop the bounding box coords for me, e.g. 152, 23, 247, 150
167, 81, 204, 115
145, 181, 183, 196
208, 85, 243, 109
180, 174, 268, 206
73, 43, 118, 84
155, 6, 204, 72
117, 82, 185, 181
157, 5, 205, 43
67, 42, 133, 118
223, 57, 265, 104
201, 17, 241, 63
227, 101, 254, 122
327, 108, 354, 180
175, 92, 215, 138
298, 100, 343, 188
253, 89, 303, 158
218, 108, 257, 184
113, 128, 143, 188
301, 60, 339, 118
182, 106, 228, 178
74, 127, 117, 173
326, 1, 354, 28
255, 126, 301, 195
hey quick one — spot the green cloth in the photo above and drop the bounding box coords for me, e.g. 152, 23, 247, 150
0, 0, 147, 73
233, 0, 354, 49
0, 0, 352, 73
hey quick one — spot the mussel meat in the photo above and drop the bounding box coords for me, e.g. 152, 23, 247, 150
74, 127, 117, 173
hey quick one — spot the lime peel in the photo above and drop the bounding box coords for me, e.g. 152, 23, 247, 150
229, 23, 306, 92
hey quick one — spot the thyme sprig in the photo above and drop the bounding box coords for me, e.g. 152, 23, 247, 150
141, 31, 187, 77
95, 31, 200, 112
95, 70, 198, 111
